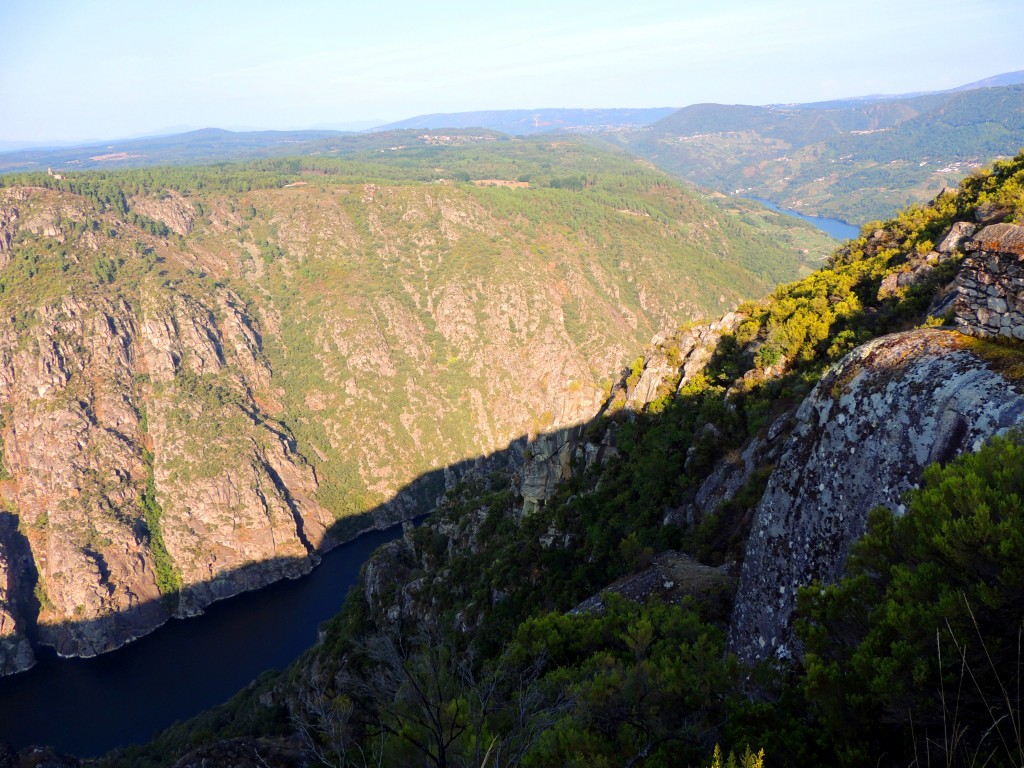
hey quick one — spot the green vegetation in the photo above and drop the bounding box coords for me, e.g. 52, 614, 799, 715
798, 432, 1024, 766
616, 83, 1024, 223
104, 150, 1024, 768
140, 448, 181, 603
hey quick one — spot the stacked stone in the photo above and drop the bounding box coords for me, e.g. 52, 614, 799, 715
953, 223, 1024, 341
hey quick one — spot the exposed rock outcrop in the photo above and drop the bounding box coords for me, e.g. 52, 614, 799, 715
516, 313, 747, 515
572, 551, 731, 615
0, 295, 168, 661
621, 313, 745, 413
139, 287, 333, 617
936, 221, 976, 254
728, 329, 1024, 664
130, 190, 196, 236
519, 427, 581, 514
0, 203, 17, 267
0, 275, 332, 664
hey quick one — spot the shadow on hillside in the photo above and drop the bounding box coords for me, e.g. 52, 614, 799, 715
5, 313, 786, 669
4, 426, 530, 665
5, 225, 939, 672
0, 394, 622, 756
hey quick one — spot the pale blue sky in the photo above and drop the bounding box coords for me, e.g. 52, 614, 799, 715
2, 0, 1022, 144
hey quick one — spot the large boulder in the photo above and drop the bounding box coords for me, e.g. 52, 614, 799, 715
728, 328, 1024, 664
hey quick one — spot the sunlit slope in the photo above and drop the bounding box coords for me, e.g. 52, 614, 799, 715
0, 144, 831, 659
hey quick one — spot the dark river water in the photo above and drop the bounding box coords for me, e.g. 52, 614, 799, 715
0, 524, 402, 758
746, 196, 861, 241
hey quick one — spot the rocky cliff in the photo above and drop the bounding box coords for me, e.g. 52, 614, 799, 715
0, 196, 336, 666
727, 328, 1024, 663
0, 152, 826, 673
728, 221, 1024, 663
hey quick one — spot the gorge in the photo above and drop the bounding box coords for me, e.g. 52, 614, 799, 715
1, 134, 1023, 767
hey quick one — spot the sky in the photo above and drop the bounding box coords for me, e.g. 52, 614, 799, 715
2, 0, 1022, 146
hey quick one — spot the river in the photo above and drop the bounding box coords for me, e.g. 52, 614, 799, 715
745, 196, 861, 242
0, 524, 403, 758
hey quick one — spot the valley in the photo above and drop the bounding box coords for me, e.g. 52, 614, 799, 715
613, 82, 1024, 223
89, 150, 1024, 768
1, 63, 1023, 767
0, 139, 834, 683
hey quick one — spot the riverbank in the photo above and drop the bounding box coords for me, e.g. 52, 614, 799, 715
0, 525, 403, 757
744, 196, 861, 241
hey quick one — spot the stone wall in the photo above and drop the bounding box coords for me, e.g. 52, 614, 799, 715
953, 223, 1024, 340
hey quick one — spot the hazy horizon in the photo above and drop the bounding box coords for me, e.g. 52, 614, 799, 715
3, 0, 1022, 146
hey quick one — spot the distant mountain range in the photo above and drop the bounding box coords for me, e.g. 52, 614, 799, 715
613, 81, 1024, 223
3, 70, 1024, 224
372, 108, 677, 135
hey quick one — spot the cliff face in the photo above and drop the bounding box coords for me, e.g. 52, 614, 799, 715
727, 222, 1024, 663
0, 515, 34, 675
0, 251, 333, 664
727, 328, 1024, 663
0, 165, 823, 672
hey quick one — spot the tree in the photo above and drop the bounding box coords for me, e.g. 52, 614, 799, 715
798, 432, 1024, 766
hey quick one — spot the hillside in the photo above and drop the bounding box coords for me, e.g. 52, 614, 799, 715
613, 83, 1024, 224
0, 128, 515, 174
0, 139, 834, 675
86, 151, 1024, 768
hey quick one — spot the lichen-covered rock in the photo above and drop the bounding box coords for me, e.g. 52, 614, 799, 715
728, 328, 1024, 664
687, 410, 791, 524
936, 221, 976, 254
519, 427, 581, 514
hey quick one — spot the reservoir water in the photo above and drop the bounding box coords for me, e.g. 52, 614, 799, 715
0, 524, 402, 757
746, 196, 861, 242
